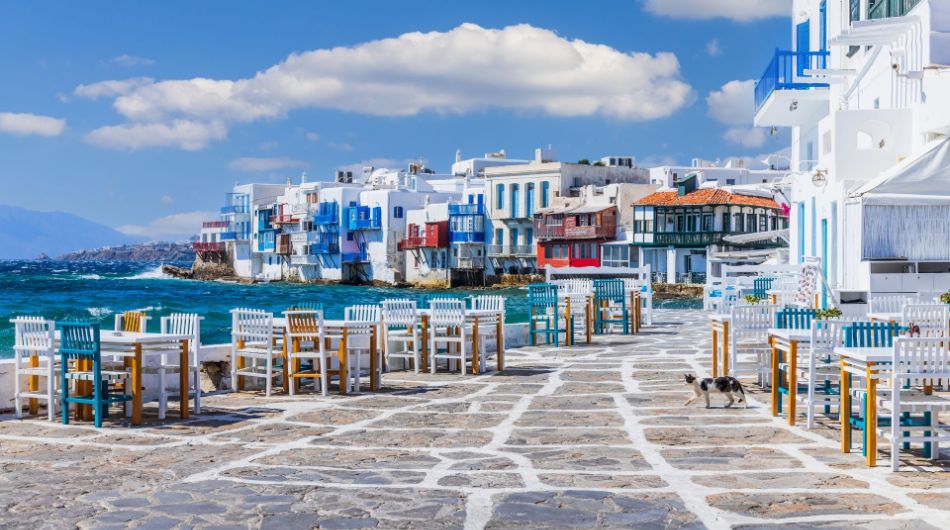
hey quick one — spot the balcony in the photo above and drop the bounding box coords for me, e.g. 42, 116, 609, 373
309, 241, 340, 255
448, 203, 485, 216
342, 251, 369, 264
192, 241, 226, 252
869, 0, 921, 19
202, 221, 229, 229
753, 49, 830, 127
455, 256, 485, 269
450, 231, 485, 244
313, 203, 339, 226
219, 231, 238, 241
486, 245, 535, 257
344, 206, 382, 231
535, 222, 615, 240
290, 254, 320, 265
652, 232, 726, 247
270, 214, 298, 225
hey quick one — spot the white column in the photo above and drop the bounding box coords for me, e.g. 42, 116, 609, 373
666, 246, 677, 284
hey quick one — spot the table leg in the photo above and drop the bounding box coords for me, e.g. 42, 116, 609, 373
180, 339, 190, 419
636, 295, 642, 333
789, 340, 797, 426
841, 360, 851, 452
420, 315, 429, 373
370, 327, 379, 392
496, 317, 504, 371
629, 292, 635, 335
722, 321, 730, 377
282, 330, 289, 393
29, 353, 38, 416
292, 338, 301, 394
339, 329, 348, 395
712, 326, 719, 378
585, 298, 593, 343
472, 316, 480, 375
771, 341, 779, 417
566, 297, 574, 346
866, 362, 877, 467
236, 339, 246, 391
132, 344, 142, 425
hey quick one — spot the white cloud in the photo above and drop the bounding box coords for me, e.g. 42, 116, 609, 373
327, 141, 354, 152
85, 119, 227, 151
0, 112, 66, 137
706, 79, 755, 126
643, 0, 790, 22
305, 131, 320, 142
117, 210, 215, 241
259, 140, 279, 151
74, 77, 155, 99
109, 54, 155, 67
706, 38, 722, 57
639, 154, 680, 167
83, 23, 693, 150
160, 194, 174, 205
228, 156, 308, 172
723, 126, 769, 148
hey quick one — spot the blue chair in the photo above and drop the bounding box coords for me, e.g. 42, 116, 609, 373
59, 322, 132, 428
593, 279, 629, 335
529, 284, 566, 346
775, 307, 817, 329
752, 277, 775, 299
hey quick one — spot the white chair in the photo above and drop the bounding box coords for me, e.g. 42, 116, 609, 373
381, 300, 421, 373
230, 308, 281, 396
886, 337, 950, 471
869, 294, 915, 315
804, 318, 850, 429
472, 295, 505, 371
12, 317, 57, 421
429, 299, 470, 373
623, 278, 653, 326
901, 304, 950, 336
159, 313, 202, 417
284, 309, 329, 396
729, 304, 778, 385
343, 305, 381, 392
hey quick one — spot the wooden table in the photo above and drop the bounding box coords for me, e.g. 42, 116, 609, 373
557, 293, 593, 346
768, 327, 811, 425
58, 330, 191, 426
834, 346, 893, 467
417, 309, 504, 374
709, 314, 731, 377
274, 317, 380, 394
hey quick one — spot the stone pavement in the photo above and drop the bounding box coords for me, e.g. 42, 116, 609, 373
1, 309, 948, 529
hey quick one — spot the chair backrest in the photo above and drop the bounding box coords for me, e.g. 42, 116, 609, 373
59, 322, 100, 361
593, 278, 625, 304
810, 318, 850, 352
118, 310, 148, 332
868, 294, 914, 314
382, 299, 418, 327
901, 304, 949, 334
344, 304, 381, 323
472, 295, 505, 313
844, 321, 900, 348
560, 279, 592, 296
230, 308, 274, 342
776, 307, 817, 329
717, 291, 740, 315
160, 313, 201, 350
529, 284, 559, 308
892, 337, 950, 383
730, 304, 777, 334
752, 277, 775, 298
12, 316, 55, 354
429, 299, 466, 326
285, 309, 324, 340
287, 302, 324, 312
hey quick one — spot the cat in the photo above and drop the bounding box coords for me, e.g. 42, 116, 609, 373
683, 373, 747, 408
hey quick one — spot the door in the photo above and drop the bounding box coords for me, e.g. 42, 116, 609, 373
796, 20, 811, 76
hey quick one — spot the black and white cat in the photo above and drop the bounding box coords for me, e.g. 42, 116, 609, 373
683, 373, 747, 408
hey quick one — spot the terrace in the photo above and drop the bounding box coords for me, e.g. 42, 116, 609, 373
344, 205, 382, 231
2, 310, 947, 528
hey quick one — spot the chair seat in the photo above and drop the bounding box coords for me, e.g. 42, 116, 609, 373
17, 366, 58, 376
236, 348, 284, 359
66, 370, 129, 381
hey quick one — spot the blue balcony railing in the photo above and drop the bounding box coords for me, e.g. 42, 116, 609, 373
448, 203, 485, 216
342, 250, 368, 263
754, 50, 829, 111
309, 241, 339, 255
219, 231, 237, 241
344, 206, 382, 231
450, 231, 486, 244
313, 203, 339, 226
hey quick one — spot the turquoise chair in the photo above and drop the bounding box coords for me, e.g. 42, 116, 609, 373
59, 322, 132, 428
593, 279, 629, 335
752, 277, 775, 298
529, 284, 565, 346
775, 307, 817, 329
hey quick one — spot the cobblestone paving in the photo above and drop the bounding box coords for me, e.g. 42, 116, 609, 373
1, 310, 948, 529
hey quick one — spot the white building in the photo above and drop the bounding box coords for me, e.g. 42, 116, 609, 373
648, 159, 788, 189
754, 0, 950, 305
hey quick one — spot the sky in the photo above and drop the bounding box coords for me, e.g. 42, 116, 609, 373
0, 0, 793, 240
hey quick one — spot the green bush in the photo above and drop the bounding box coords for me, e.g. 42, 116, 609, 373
815, 308, 843, 320
743, 295, 762, 305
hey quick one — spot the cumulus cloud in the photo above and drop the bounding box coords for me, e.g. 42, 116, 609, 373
643, 0, 790, 22
160, 194, 174, 204
0, 112, 66, 137
82, 23, 692, 150
723, 126, 769, 148
228, 156, 308, 172
85, 119, 227, 151
117, 211, 215, 241
706, 38, 722, 57
305, 131, 320, 142
108, 54, 156, 67
706, 79, 755, 126
74, 77, 155, 99
327, 141, 354, 152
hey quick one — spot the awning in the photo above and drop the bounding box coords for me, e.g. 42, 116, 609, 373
708, 249, 776, 262
722, 229, 789, 245
852, 138, 950, 204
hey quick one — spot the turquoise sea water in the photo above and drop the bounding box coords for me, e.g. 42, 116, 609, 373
0, 261, 701, 357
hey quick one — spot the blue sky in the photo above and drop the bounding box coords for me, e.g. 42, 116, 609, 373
0, 0, 792, 239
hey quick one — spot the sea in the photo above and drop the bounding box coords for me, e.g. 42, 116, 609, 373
0, 260, 702, 357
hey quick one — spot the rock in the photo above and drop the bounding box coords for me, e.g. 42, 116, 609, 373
57, 242, 194, 262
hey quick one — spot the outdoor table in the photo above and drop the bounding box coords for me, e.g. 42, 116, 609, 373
867, 312, 901, 323
557, 292, 594, 346
56, 330, 192, 425
273, 317, 380, 394
417, 308, 505, 374
768, 327, 812, 425
834, 345, 892, 467
709, 314, 731, 377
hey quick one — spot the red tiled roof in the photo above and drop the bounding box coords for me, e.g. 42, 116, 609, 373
634, 188, 781, 209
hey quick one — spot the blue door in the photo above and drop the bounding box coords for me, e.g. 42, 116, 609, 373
796, 20, 811, 76
510, 184, 520, 218
526, 184, 535, 217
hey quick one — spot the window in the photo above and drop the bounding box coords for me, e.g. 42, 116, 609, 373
526, 183, 535, 217
702, 214, 713, 232
544, 245, 552, 259
347, 232, 354, 241
634, 220, 643, 233
721, 213, 730, 232
726, 178, 736, 185
746, 213, 756, 232
590, 243, 598, 259
525, 228, 533, 246
496, 184, 504, 209
645, 219, 654, 233
541, 181, 549, 208
495, 228, 503, 246
510, 184, 520, 218
393, 206, 404, 219
734, 213, 744, 232
759, 214, 768, 232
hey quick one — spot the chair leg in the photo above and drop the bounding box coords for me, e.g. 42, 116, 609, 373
14, 351, 21, 419
61, 371, 70, 426
288, 355, 296, 397
48, 356, 56, 422
193, 364, 201, 415
320, 352, 329, 397
158, 360, 167, 420
93, 380, 103, 429
265, 358, 273, 397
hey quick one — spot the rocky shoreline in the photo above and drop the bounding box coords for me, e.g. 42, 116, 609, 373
58, 242, 194, 262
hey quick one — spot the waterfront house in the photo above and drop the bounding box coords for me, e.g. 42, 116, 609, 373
755, 0, 950, 307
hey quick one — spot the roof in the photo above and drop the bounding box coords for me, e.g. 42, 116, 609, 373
634, 188, 781, 209
535, 204, 614, 216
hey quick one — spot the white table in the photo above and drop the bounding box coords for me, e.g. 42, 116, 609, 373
834, 346, 893, 467
768, 327, 812, 425
417, 308, 505, 373
275, 317, 381, 394
709, 314, 731, 377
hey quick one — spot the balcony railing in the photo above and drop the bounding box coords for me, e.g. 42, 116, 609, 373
448, 203, 485, 216
344, 206, 382, 231
486, 244, 535, 257
450, 231, 485, 244
869, 0, 920, 19
754, 50, 829, 111
202, 221, 230, 229
535, 222, 615, 240
290, 254, 320, 265
220, 205, 249, 215
456, 256, 485, 269
342, 251, 369, 264
309, 241, 339, 255
271, 214, 297, 225
653, 232, 727, 246
219, 231, 237, 241
192, 241, 226, 252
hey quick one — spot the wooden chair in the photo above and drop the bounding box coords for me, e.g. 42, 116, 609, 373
429, 299, 470, 373
343, 305, 381, 392
804, 318, 851, 429
230, 309, 281, 396
868, 294, 915, 315
285, 308, 330, 396
115, 311, 149, 333
843, 321, 901, 458
776, 307, 817, 330
901, 304, 950, 336
472, 295, 505, 371
158, 313, 202, 417
729, 304, 778, 384
528, 284, 568, 346
12, 317, 57, 421
593, 279, 629, 335
381, 299, 421, 373
59, 322, 132, 428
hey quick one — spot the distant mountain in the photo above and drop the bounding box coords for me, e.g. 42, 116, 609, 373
0, 205, 142, 259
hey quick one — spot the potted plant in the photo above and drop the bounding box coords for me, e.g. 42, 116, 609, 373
940, 289, 950, 304
743, 295, 762, 305
815, 307, 843, 320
